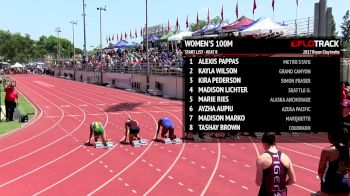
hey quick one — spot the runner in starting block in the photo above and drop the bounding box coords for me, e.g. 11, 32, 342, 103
123, 118, 143, 145
87, 122, 110, 148
156, 117, 182, 144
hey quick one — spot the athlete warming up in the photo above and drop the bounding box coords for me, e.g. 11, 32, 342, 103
88, 122, 109, 146
124, 118, 141, 143
256, 132, 296, 196
156, 117, 176, 140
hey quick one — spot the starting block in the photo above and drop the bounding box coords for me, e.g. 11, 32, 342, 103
202, 134, 211, 142
139, 139, 148, 145
105, 142, 114, 149
193, 135, 201, 141
160, 138, 172, 144
172, 138, 182, 144
132, 140, 141, 147
95, 142, 104, 148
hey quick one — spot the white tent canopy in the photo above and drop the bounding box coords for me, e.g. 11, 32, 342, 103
168, 31, 193, 42
240, 17, 287, 36
11, 62, 25, 68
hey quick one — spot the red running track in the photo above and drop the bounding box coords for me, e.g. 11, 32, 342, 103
0, 74, 329, 195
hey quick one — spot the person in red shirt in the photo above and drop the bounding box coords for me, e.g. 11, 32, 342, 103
3, 81, 19, 121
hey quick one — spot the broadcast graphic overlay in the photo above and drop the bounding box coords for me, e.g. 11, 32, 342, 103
183, 38, 342, 142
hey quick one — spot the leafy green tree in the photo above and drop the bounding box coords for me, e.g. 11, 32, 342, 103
341, 10, 350, 43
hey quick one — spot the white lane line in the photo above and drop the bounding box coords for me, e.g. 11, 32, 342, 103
221, 155, 226, 158
191, 161, 196, 165
178, 182, 184, 186
168, 176, 174, 180
142, 160, 146, 163
99, 161, 103, 164
200, 166, 206, 169
233, 160, 238, 163
156, 168, 161, 172
229, 180, 236, 184
90, 153, 94, 156
118, 178, 123, 181
240, 147, 245, 150
278, 146, 319, 159
210, 151, 215, 154
132, 190, 137, 194
168, 150, 172, 153
219, 175, 225, 179
104, 165, 108, 168
182, 157, 187, 160
241, 186, 248, 190
149, 164, 154, 167
202, 147, 207, 150
200, 138, 221, 196
109, 170, 113, 173
188, 188, 194, 192
124, 183, 130, 187
244, 164, 251, 168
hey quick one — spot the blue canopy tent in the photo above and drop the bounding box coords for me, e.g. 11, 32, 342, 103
192, 24, 216, 37
113, 40, 128, 48
125, 42, 140, 48
148, 35, 159, 43
203, 22, 229, 35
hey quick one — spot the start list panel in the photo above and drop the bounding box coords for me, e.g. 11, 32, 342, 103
183, 38, 342, 135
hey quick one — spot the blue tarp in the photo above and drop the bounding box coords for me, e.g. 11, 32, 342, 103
148, 35, 159, 43
114, 40, 128, 48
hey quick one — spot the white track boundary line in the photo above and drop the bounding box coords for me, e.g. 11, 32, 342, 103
0, 146, 81, 188
200, 138, 221, 196
278, 146, 319, 159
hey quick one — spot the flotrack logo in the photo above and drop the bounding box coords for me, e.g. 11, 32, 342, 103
291, 40, 339, 48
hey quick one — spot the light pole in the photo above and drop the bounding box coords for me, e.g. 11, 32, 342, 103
97, 5, 106, 86
70, 21, 77, 80
82, 0, 87, 57
55, 27, 61, 66
70, 21, 77, 65
146, 0, 150, 91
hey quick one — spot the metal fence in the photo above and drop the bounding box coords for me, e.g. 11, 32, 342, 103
280, 17, 314, 37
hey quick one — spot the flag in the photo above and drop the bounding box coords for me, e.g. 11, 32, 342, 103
272, 0, 275, 11
236, 0, 239, 19
296, 0, 298, 7
196, 12, 199, 25
109, 35, 111, 42
207, 8, 210, 24
117, 33, 119, 41
141, 27, 143, 36
253, 0, 257, 14
120, 32, 122, 40
106, 35, 108, 43
162, 23, 164, 34
221, 5, 224, 21
186, 14, 189, 28
130, 29, 132, 38
176, 17, 179, 30
167, 19, 170, 31
125, 31, 127, 39
112, 34, 114, 41
135, 29, 137, 38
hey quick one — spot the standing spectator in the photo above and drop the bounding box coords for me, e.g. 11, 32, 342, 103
3, 81, 19, 121
318, 128, 350, 196
256, 132, 296, 196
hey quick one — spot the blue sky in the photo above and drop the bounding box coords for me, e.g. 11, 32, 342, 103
0, 0, 348, 50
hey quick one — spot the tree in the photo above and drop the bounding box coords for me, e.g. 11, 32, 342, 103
344, 42, 350, 58
341, 10, 350, 43
332, 18, 337, 37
